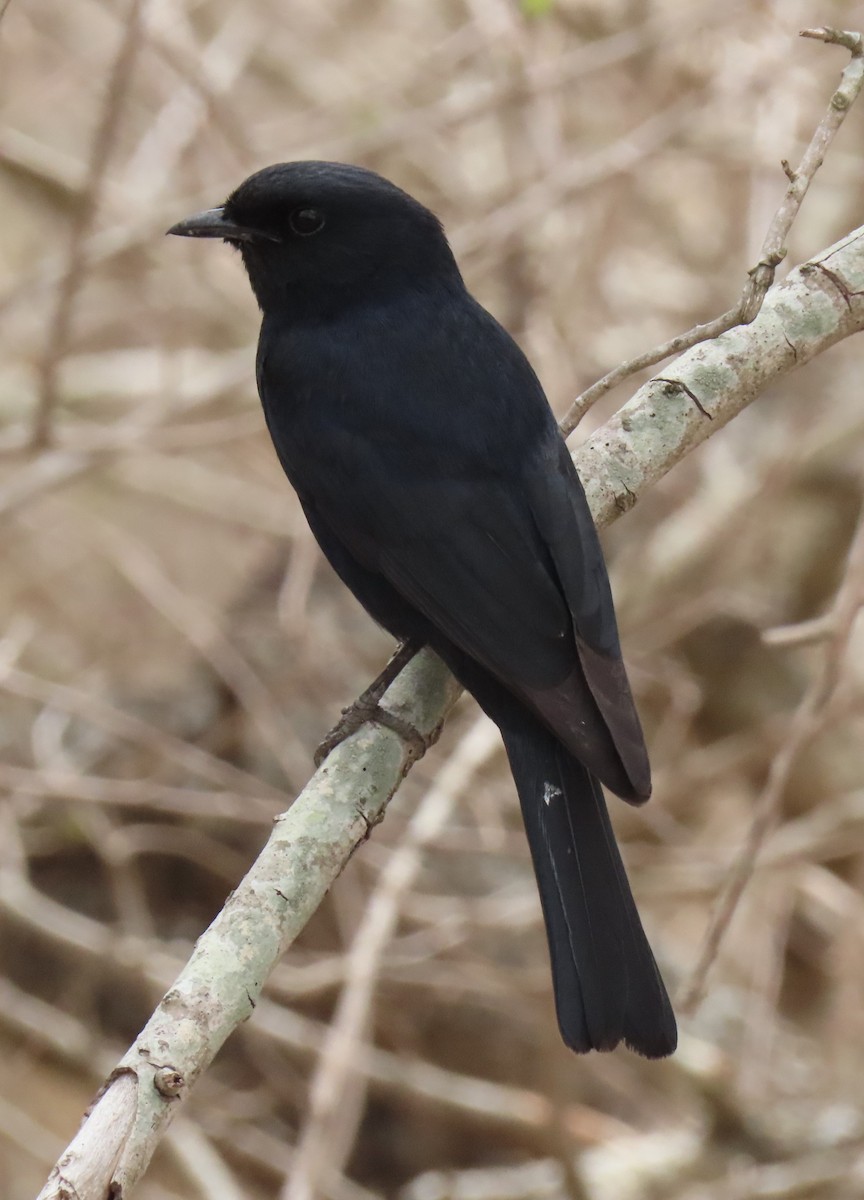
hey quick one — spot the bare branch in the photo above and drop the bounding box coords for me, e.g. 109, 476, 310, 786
761, 613, 838, 648
573, 225, 864, 526
559, 27, 864, 436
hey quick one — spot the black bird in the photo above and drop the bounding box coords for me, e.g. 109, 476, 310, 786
168, 162, 676, 1057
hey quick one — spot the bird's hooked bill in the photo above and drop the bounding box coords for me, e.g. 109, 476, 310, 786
166, 207, 278, 244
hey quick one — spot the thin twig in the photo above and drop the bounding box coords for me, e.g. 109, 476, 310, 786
761, 612, 837, 647
30, 0, 146, 449
559, 26, 864, 436
680, 507, 864, 1013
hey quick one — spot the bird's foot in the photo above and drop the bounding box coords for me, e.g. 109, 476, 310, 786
314, 640, 430, 766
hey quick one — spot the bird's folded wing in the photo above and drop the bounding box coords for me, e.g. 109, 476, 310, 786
312, 430, 649, 798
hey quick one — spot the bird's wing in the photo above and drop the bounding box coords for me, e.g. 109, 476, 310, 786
305, 416, 648, 799
259, 299, 648, 798
520, 437, 651, 800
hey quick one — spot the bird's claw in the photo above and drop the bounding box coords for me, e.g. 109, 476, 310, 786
314, 639, 425, 767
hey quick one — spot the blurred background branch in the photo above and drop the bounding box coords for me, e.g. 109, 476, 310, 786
4, 1, 864, 1198
30, 0, 147, 450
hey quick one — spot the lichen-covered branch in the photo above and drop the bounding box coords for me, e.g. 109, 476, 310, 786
575, 227, 864, 524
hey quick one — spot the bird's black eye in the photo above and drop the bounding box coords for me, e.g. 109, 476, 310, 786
289, 208, 326, 237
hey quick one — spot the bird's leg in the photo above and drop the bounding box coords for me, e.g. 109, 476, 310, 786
314, 639, 431, 766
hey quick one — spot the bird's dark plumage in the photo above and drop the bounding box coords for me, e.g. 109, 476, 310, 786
168, 161, 676, 1056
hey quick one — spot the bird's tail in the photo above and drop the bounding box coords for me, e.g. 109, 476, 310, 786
501, 716, 677, 1057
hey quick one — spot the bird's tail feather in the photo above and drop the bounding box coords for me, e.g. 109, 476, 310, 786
501, 717, 677, 1057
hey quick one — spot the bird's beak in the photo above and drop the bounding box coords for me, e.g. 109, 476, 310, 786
166, 206, 277, 244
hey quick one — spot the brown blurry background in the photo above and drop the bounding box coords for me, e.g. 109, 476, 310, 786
2, 0, 864, 1197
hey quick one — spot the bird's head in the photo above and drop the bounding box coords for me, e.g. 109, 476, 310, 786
167, 161, 463, 316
